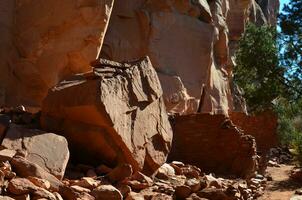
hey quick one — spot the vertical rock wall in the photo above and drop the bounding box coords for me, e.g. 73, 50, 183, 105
0, 0, 279, 114
0, 0, 114, 107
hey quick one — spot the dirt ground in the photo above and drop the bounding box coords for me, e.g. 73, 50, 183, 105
260, 165, 302, 200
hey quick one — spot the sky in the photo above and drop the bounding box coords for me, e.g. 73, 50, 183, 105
280, 0, 290, 11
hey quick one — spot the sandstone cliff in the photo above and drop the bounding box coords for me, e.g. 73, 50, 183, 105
0, 0, 279, 116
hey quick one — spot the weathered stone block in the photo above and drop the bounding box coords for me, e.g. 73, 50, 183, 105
41, 57, 173, 175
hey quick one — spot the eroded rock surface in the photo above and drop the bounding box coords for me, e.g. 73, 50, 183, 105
2, 124, 69, 179
0, 0, 114, 106
41, 57, 173, 175
101, 0, 232, 116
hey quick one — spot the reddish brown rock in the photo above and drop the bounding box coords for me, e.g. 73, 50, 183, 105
0, 0, 114, 106
230, 111, 278, 154
11, 156, 63, 191
175, 185, 192, 199
32, 188, 56, 200
70, 177, 100, 190
168, 114, 258, 177
197, 188, 228, 200
27, 177, 51, 190
0, 149, 16, 163
0, 196, 15, 200
59, 185, 95, 200
7, 178, 37, 195
41, 57, 173, 175
91, 185, 123, 200
107, 164, 133, 183
2, 124, 69, 179
156, 163, 175, 180
101, 0, 232, 116
125, 192, 144, 200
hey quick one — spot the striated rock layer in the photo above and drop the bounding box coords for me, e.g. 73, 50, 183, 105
0, 0, 114, 107
0, 0, 279, 116
41, 57, 173, 175
101, 0, 232, 116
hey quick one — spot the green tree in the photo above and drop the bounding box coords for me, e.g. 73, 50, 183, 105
279, 0, 302, 90
233, 23, 284, 112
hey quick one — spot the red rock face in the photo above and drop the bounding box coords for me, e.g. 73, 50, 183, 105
41, 57, 173, 175
230, 111, 278, 154
0, 0, 114, 107
168, 114, 258, 178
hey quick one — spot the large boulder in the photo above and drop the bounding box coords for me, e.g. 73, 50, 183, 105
41, 57, 173, 175
0, 0, 114, 106
2, 124, 69, 179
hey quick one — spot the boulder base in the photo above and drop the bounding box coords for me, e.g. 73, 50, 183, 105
41, 57, 173, 175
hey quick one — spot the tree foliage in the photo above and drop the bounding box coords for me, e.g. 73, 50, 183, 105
279, 0, 302, 86
234, 0, 302, 162
233, 23, 284, 112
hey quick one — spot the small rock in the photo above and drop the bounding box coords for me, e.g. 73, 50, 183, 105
0, 149, 16, 162
182, 166, 200, 179
170, 163, 183, 175
6, 194, 30, 200
131, 172, 153, 186
268, 160, 280, 167
116, 184, 131, 197
71, 177, 100, 189
171, 161, 185, 167
125, 192, 144, 200
59, 185, 95, 200
150, 193, 173, 200
186, 178, 201, 192
175, 185, 192, 199
2, 125, 69, 179
197, 188, 228, 200
70, 185, 91, 193
91, 185, 123, 200
126, 180, 149, 191
156, 163, 175, 180
0, 196, 14, 200
8, 178, 37, 195
32, 188, 56, 200
11, 156, 63, 191
204, 174, 222, 188
28, 177, 51, 190
107, 164, 133, 182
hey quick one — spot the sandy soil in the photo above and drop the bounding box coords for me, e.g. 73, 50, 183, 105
259, 165, 302, 200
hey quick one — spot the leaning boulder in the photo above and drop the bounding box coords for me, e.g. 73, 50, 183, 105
41, 57, 173, 175
2, 124, 69, 179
